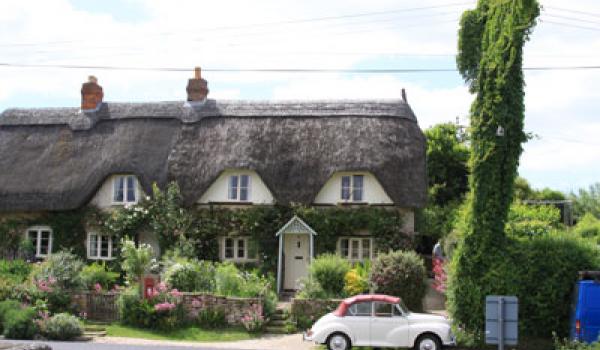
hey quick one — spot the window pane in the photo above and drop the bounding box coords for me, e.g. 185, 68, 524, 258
351, 240, 359, 259
114, 177, 124, 202
240, 175, 250, 201
28, 230, 38, 254
89, 234, 98, 257
340, 239, 349, 258
40, 231, 50, 255
341, 176, 351, 200
240, 188, 248, 201
100, 235, 110, 257
237, 239, 245, 258
374, 302, 393, 317
362, 239, 371, 260
126, 176, 136, 202
355, 302, 372, 316
228, 176, 238, 200
352, 175, 363, 201
225, 238, 234, 258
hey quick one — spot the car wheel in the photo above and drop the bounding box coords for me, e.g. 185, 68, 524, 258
414, 334, 442, 350
326, 332, 351, 350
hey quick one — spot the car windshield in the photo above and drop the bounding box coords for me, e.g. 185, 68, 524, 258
397, 300, 410, 314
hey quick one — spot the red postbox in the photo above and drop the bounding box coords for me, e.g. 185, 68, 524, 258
143, 276, 156, 299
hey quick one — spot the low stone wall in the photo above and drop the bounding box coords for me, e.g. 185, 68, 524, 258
180, 293, 263, 326
290, 298, 341, 329
71, 291, 262, 325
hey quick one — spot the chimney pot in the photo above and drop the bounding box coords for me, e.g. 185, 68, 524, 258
187, 66, 209, 102
81, 76, 104, 111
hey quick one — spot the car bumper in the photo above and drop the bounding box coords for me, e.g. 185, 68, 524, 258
443, 334, 457, 347
303, 331, 314, 342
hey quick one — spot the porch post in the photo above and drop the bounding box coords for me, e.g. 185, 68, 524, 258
309, 233, 314, 262
277, 233, 283, 294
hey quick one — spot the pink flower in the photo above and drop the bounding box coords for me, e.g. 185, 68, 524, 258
94, 283, 102, 293
147, 288, 160, 299
154, 302, 176, 312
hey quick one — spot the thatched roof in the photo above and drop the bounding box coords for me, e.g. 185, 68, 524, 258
0, 99, 426, 211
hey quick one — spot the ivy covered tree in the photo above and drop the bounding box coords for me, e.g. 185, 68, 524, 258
448, 0, 540, 334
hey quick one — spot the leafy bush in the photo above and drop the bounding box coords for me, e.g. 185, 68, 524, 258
0, 260, 31, 283
196, 307, 227, 329
308, 254, 350, 297
117, 283, 185, 331
370, 250, 426, 311
3, 307, 37, 339
0, 300, 21, 333
573, 213, 600, 243
121, 239, 158, 288
296, 277, 327, 299
32, 250, 84, 290
41, 313, 83, 340
344, 261, 370, 296
506, 203, 562, 238
80, 263, 119, 291
117, 289, 155, 328
163, 260, 215, 292
240, 304, 264, 333
448, 232, 600, 339
553, 332, 600, 350
215, 262, 243, 296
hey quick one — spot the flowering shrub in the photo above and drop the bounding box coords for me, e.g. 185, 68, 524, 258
117, 282, 185, 331
432, 258, 447, 293
240, 303, 264, 333
39, 313, 83, 340
344, 261, 370, 296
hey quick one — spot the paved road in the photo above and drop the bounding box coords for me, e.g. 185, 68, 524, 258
0, 340, 248, 350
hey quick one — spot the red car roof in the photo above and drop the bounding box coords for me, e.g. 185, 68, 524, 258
332, 294, 401, 317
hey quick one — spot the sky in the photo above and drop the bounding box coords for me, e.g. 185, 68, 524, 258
0, 0, 599, 194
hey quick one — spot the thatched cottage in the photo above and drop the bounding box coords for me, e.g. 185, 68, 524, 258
0, 69, 426, 292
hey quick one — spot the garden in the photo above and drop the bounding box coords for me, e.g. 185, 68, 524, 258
0, 236, 275, 341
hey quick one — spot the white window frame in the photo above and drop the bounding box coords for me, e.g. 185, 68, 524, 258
338, 237, 373, 261
221, 237, 256, 262
26, 226, 53, 258
340, 174, 365, 202
87, 232, 115, 260
112, 175, 138, 205
227, 174, 252, 202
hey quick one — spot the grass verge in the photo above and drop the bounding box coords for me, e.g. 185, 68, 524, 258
106, 323, 257, 342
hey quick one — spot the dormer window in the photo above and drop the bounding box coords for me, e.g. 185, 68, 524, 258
113, 175, 138, 204
228, 174, 251, 201
341, 175, 364, 202
26, 226, 53, 258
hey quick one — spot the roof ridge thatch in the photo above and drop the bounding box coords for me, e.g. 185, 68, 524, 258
0, 99, 426, 211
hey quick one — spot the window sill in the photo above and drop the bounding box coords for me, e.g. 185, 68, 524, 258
208, 201, 254, 205
87, 256, 116, 261
222, 258, 259, 263
337, 202, 368, 206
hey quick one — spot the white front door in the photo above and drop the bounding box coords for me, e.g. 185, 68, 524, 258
283, 233, 309, 290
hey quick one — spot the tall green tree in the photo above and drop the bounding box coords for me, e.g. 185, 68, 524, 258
425, 123, 470, 206
448, 0, 540, 334
570, 183, 600, 220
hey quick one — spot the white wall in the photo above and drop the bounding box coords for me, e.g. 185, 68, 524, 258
314, 172, 393, 205
89, 174, 145, 209
197, 169, 275, 204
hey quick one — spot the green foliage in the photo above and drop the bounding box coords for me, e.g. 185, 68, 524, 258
0, 260, 31, 283
196, 308, 227, 329
344, 261, 370, 296
121, 238, 157, 285
453, 0, 540, 336
147, 183, 194, 252
573, 213, 600, 243
448, 232, 600, 339
553, 332, 600, 350
0, 219, 28, 259
118, 290, 155, 328
308, 254, 350, 297
417, 201, 461, 243
3, 307, 37, 339
0, 300, 21, 333
80, 262, 119, 290
41, 313, 83, 340
370, 250, 426, 311
424, 123, 470, 206
215, 262, 244, 296
570, 183, 600, 220
506, 202, 562, 238
163, 259, 215, 293
296, 277, 327, 299
514, 177, 566, 201
32, 250, 84, 290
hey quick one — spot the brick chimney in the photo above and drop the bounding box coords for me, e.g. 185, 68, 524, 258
81, 76, 104, 111
186, 67, 209, 102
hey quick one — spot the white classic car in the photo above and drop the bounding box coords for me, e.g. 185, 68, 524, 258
303, 294, 455, 350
